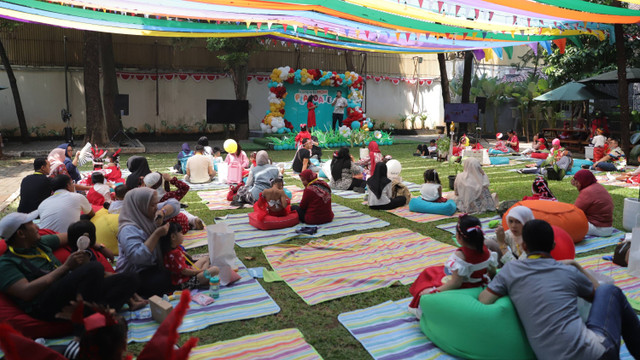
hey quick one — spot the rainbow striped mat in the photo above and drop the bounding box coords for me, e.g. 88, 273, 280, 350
386, 206, 460, 224
183, 180, 229, 191
263, 228, 454, 305
332, 181, 422, 200
182, 230, 208, 250
576, 254, 640, 311
198, 185, 303, 211
595, 174, 639, 190
218, 203, 389, 248
338, 298, 635, 360
123, 264, 280, 343
188, 328, 322, 360
436, 216, 626, 254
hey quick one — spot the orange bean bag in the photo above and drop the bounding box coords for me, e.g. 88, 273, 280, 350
550, 225, 575, 260
248, 211, 299, 230
503, 200, 588, 243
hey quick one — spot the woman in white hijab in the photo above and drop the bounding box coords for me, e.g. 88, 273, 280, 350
450, 157, 497, 214
117, 187, 180, 297
47, 148, 69, 177
485, 206, 535, 266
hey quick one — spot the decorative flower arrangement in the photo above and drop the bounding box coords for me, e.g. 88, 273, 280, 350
262, 67, 366, 133
267, 129, 393, 150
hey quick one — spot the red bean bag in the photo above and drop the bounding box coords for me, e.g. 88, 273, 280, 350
503, 200, 588, 243
550, 225, 576, 261
530, 152, 548, 160
248, 211, 299, 230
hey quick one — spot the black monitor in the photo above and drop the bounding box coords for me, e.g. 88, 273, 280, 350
206, 100, 249, 124
444, 103, 479, 123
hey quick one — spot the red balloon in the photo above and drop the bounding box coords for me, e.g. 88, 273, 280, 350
550, 225, 575, 260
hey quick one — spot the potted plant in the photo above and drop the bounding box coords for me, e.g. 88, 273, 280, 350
447, 159, 462, 190
435, 136, 451, 162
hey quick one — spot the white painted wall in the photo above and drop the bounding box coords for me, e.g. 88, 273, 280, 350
0, 67, 444, 135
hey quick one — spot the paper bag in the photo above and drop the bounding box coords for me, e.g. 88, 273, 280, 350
206, 223, 238, 286
217, 162, 228, 183
628, 213, 640, 278
359, 147, 369, 161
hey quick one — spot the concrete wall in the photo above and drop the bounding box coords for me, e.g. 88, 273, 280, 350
0, 67, 446, 135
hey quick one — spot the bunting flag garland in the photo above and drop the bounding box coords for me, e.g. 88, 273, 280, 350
0, 0, 635, 54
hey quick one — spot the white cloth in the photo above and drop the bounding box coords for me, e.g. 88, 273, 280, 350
587, 222, 614, 237
37, 189, 92, 232
367, 182, 393, 206
93, 183, 111, 204
108, 200, 124, 214
186, 154, 213, 183
591, 135, 606, 148
444, 251, 498, 282
420, 183, 441, 201
333, 97, 348, 114
427, 146, 437, 153
506, 206, 534, 226
454, 157, 490, 212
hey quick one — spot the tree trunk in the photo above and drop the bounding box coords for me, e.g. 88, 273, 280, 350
230, 63, 249, 139
614, 22, 630, 154
100, 32, 121, 139
460, 51, 474, 134
83, 31, 108, 146
437, 53, 451, 104
345, 50, 355, 71
0, 37, 28, 142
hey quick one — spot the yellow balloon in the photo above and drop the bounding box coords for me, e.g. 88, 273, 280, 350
224, 139, 238, 154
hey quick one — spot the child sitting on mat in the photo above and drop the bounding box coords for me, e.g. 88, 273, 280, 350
492, 133, 509, 153
257, 177, 291, 217
160, 223, 220, 290
408, 215, 498, 318
420, 169, 447, 203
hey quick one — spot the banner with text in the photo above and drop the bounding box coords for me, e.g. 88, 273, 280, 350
284, 84, 346, 131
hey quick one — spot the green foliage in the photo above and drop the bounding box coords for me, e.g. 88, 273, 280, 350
0, 19, 20, 33
435, 136, 450, 155
144, 123, 155, 134
205, 38, 263, 68
0, 127, 18, 137
28, 124, 46, 137
124, 126, 137, 134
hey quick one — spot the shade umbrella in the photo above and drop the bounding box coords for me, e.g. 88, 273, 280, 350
579, 68, 640, 84
533, 82, 617, 101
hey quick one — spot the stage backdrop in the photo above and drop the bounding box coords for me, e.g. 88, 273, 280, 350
284, 84, 346, 130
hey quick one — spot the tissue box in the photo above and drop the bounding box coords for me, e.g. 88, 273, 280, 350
149, 295, 173, 323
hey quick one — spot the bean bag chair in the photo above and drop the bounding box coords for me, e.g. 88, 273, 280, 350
409, 198, 457, 216
489, 157, 510, 165
420, 287, 535, 360
489, 148, 508, 155
91, 208, 120, 254
530, 152, 548, 160
248, 211, 299, 230
571, 159, 593, 168
550, 225, 575, 261
503, 200, 588, 243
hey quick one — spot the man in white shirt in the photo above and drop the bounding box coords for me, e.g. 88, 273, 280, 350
331, 90, 348, 130
37, 174, 94, 233
185, 145, 216, 183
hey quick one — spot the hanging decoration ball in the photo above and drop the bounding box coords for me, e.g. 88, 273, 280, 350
224, 139, 238, 153
351, 121, 361, 130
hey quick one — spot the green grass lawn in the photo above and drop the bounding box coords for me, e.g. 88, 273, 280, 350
3, 144, 638, 357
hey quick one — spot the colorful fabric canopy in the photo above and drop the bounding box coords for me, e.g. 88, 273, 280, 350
0, 0, 636, 53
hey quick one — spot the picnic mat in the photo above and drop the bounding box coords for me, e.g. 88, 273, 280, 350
217, 203, 390, 248
386, 206, 460, 224
263, 228, 454, 305
198, 185, 304, 211
188, 328, 322, 360
576, 254, 640, 311
123, 263, 280, 342
80, 168, 131, 179
338, 297, 635, 360
595, 174, 639, 189
184, 180, 229, 191
436, 216, 626, 254
182, 229, 208, 250
333, 181, 422, 200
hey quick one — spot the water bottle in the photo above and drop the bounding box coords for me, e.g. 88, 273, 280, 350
209, 276, 220, 299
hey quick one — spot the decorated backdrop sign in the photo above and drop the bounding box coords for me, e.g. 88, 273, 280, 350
284, 85, 345, 130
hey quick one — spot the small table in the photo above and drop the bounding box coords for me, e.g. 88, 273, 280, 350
542, 128, 590, 153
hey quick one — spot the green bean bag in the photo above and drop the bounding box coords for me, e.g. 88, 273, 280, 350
419, 287, 535, 360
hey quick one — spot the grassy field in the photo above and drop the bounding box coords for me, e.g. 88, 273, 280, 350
2, 143, 638, 358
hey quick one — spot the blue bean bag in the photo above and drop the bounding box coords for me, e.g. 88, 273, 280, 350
489, 148, 508, 155
284, 188, 292, 199
489, 156, 510, 165
318, 169, 328, 178
420, 287, 535, 360
566, 159, 593, 175
409, 198, 457, 216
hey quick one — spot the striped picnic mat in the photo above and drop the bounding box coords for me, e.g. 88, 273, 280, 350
386, 206, 460, 224
338, 298, 635, 360
182, 230, 208, 250
184, 180, 229, 191
576, 254, 640, 310
123, 263, 280, 342
436, 216, 626, 254
188, 328, 322, 360
332, 181, 422, 200
198, 185, 304, 211
595, 174, 639, 189
218, 203, 390, 248
263, 228, 454, 305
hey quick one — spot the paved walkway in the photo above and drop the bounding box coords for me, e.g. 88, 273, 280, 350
0, 160, 32, 213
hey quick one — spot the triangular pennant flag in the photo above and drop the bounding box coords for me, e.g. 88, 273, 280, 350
396, 32, 401, 41
324, 27, 328, 35
267, 22, 272, 29
356, 30, 360, 38
513, 16, 517, 25
462, 33, 468, 40
345, 29, 349, 37
482, 32, 487, 39
314, 27, 318, 35
425, 33, 430, 40
283, 24, 288, 32
483, 48, 493, 61
472, 32, 477, 37
510, 31, 515, 38
540, 41, 553, 54
473, 49, 485, 61
527, 18, 531, 27
528, 42, 538, 55
438, 1, 444, 13
552, 38, 566, 54
445, 33, 450, 39
493, 47, 504, 59
569, 36, 583, 49
406, 32, 411, 41
455, 5, 461, 16
365, 30, 370, 38
257, 22, 262, 30
418, 0, 424, 7
488, 12, 494, 21
245, 21, 250, 29
520, 30, 525, 36
474, 9, 480, 19
293, 25, 298, 33
503, 46, 513, 59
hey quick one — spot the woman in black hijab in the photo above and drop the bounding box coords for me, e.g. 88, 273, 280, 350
329, 147, 365, 191
366, 162, 405, 210
125, 156, 152, 190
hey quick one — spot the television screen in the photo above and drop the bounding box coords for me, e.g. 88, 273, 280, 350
206, 100, 249, 124
444, 103, 479, 123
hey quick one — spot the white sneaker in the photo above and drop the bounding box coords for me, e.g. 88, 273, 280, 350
407, 306, 422, 319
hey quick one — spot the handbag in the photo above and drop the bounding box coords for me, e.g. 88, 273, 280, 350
612, 241, 630, 267
226, 182, 244, 201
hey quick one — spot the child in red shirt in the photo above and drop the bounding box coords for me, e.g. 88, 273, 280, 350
160, 223, 219, 289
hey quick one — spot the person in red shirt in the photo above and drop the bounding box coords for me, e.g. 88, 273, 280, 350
291, 170, 334, 225
506, 130, 519, 153
306, 95, 317, 130
572, 170, 614, 237
295, 124, 312, 149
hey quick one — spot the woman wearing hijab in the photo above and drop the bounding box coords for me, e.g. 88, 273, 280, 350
126, 156, 152, 190
359, 142, 383, 176
175, 143, 193, 174
58, 143, 81, 182
572, 170, 614, 237
245, 151, 280, 201
330, 147, 365, 191
522, 176, 557, 201
367, 162, 406, 210
48, 148, 69, 178
486, 206, 535, 265
117, 187, 181, 297
451, 157, 497, 214
292, 169, 334, 224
